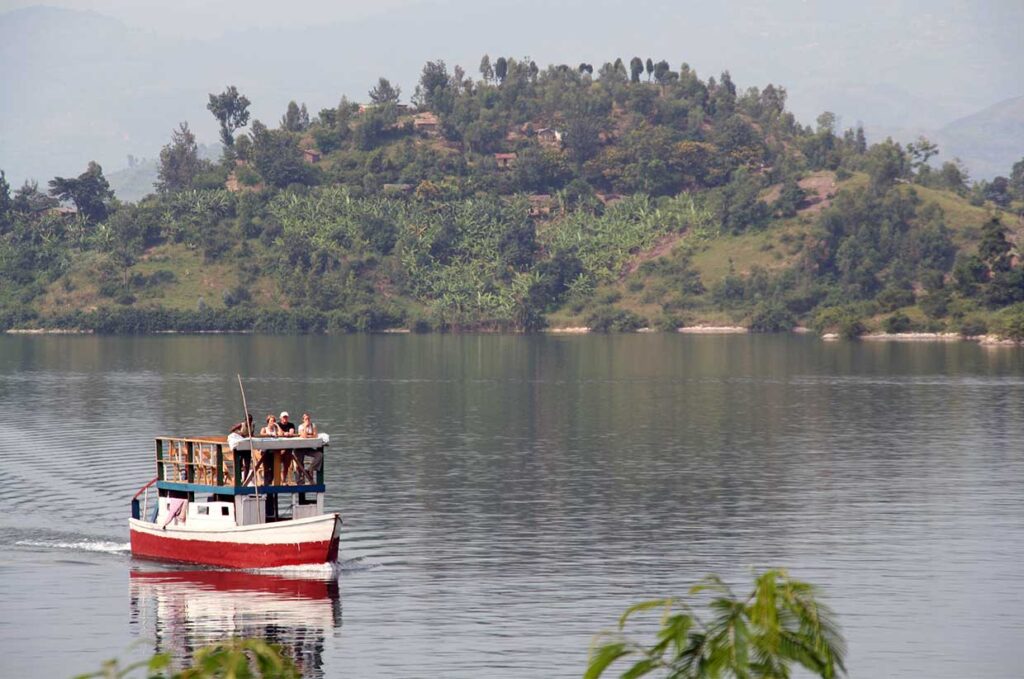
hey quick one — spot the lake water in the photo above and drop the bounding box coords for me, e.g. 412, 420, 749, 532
1, 334, 1023, 678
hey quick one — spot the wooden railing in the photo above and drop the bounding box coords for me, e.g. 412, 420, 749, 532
154, 436, 325, 488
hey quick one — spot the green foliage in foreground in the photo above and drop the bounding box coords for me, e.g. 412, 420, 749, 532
586, 569, 845, 679
76, 638, 299, 679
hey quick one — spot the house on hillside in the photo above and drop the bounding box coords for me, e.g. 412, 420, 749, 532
303, 149, 322, 164
535, 127, 563, 149
358, 103, 411, 115
527, 194, 554, 217
413, 112, 440, 137
494, 152, 517, 170
596, 192, 624, 206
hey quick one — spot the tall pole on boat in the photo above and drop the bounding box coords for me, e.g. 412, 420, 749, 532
237, 374, 260, 509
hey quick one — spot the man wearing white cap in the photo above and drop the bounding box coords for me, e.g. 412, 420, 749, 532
278, 411, 297, 437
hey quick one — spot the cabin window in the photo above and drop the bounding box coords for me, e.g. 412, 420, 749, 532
197, 505, 210, 515
221, 506, 230, 516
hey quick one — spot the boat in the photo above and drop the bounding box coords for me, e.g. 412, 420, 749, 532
129, 432, 340, 568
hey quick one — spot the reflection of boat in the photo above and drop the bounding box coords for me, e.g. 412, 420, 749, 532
129, 568, 341, 676
129, 434, 341, 568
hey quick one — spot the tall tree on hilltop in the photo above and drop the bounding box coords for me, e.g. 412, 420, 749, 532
645, 57, 654, 81
13, 180, 58, 214
280, 101, 310, 132
652, 60, 672, 84
416, 61, 453, 113
907, 136, 939, 174
479, 54, 494, 83
156, 122, 201, 194
494, 56, 508, 83
368, 78, 401, 106
865, 139, 907, 194
0, 171, 12, 231
207, 85, 251, 149
48, 161, 114, 223
629, 57, 643, 83
1010, 157, 1024, 201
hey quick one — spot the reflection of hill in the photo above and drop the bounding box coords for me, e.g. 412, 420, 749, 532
129, 568, 341, 677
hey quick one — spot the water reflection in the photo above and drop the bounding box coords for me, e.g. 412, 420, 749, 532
129, 568, 342, 677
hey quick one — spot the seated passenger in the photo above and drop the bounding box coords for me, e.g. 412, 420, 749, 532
261, 414, 281, 437
298, 412, 318, 438
278, 411, 297, 437
295, 412, 321, 484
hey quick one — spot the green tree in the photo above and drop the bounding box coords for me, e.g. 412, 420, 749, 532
99, 205, 145, 289
494, 57, 508, 83
985, 176, 1011, 208
280, 101, 309, 132
12, 180, 58, 214
416, 61, 453, 113
586, 569, 845, 679
645, 57, 654, 81
156, 122, 202, 194
207, 85, 252, 148
368, 78, 401, 106
479, 54, 494, 82
48, 161, 115, 223
1010, 157, 1024, 200
0, 170, 12, 231
774, 175, 806, 217
250, 121, 313, 188
629, 57, 643, 83
865, 140, 907, 194
906, 136, 938, 175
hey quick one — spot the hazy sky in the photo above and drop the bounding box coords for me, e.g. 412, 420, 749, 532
1, 0, 417, 37
1, 0, 1021, 185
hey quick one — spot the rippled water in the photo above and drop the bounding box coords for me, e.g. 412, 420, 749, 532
1, 334, 1023, 677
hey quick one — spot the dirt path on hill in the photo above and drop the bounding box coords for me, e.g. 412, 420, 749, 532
621, 231, 686, 278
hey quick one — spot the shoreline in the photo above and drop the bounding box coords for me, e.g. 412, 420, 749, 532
5, 326, 1022, 346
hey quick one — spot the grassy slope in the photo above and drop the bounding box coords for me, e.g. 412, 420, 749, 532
549, 172, 1011, 329
33, 165, 1015, 330
38, 243, 287, 314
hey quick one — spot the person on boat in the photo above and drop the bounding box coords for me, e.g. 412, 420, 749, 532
278, 411, 297, 437
277, 411, 298, 483
295, 413, 322, 484
298, 412, 318, 438
229, 414, 255, 437
227, 414, 256, 484
261, 414, 281, 437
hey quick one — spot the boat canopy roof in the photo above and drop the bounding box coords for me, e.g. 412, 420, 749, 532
227, 433, 330, 451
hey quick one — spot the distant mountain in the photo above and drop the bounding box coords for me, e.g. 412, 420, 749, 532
863, 96, 1024, 181
936, 96, 1024, 180
106, 144, 219, 202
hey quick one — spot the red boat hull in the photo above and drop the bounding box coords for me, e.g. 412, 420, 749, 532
129, 512, 341, 569
130, 530, 339, 568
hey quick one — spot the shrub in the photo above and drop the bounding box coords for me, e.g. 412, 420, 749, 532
958, 316, 988, 338
222, 285, 252, 308
748, 300, 796, 332
882, 311, 914, 333
876, 286, 915, 312
813, 306, 866, 339
992, 304, 1024, 341
586, 306, 645, 332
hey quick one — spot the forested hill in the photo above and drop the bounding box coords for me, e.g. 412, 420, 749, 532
2, 57, 1023, 336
